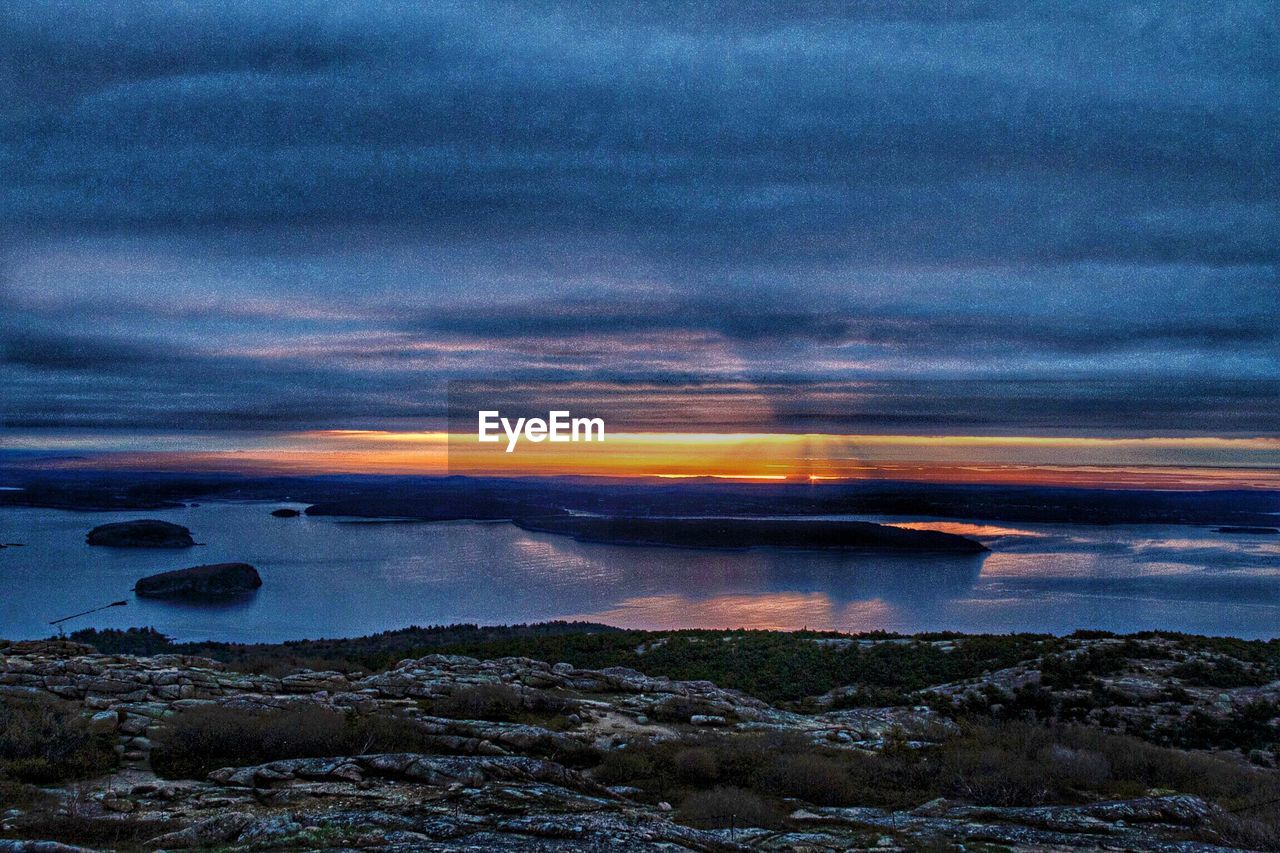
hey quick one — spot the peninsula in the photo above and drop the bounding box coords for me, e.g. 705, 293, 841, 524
513, 515, 988, 553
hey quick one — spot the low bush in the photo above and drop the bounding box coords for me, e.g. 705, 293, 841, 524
4, 813, 181, 848
430, 684, 525, 721
68, 627, 174, 656
0, 778, 51, 809
826, 685, 914, 709
934, 723, 1094, 805
649, 695, 731, 723
594, 719, 1280, 843
672, 746, 720, 785
1209, 810, 1280, 852
0, 695, 116, 783
1040, 645, 1128, 689
151, 704, 440, 779
759, 752, 855, 805
594, 749, 657, 787
1145, 700, 1280, 752
1171, 658, 1271, 688
427, 683, 578, 723
679, 786, 784, 830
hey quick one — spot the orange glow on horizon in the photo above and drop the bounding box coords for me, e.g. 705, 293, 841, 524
24, 428, 1280, 490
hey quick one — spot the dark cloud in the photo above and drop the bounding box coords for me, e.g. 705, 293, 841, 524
410, 294, 1280, 355
1, 330, 161, 370
0, 1, 1276, 436
4, 1, 1275, 262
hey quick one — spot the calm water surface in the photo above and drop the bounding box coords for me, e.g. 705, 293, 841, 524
1, 502, 1277, 641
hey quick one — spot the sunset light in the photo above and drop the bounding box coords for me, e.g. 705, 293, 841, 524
21, 429, 1280, 490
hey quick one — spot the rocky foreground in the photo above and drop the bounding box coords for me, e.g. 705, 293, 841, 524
1, 635, 1278, 851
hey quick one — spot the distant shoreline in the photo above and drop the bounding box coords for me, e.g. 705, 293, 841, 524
3, 469, 1276, 528
512, 514, 989, 554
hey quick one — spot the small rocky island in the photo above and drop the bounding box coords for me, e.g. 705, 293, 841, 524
134, 563, 262, 599
86, 520, 195, 548
515, 515, 988, 553
1215, 525, 1279, 535
269, 508, 300, 518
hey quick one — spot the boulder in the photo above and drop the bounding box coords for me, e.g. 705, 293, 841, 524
134, 563, 262, 599
145, 812, 256, 848
86, 520, 194, 548
87, 710, 119, 734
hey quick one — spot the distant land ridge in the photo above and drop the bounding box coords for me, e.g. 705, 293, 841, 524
513, 514, 988, 553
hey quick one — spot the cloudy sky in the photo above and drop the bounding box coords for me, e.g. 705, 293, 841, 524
2, 0, 1277, 445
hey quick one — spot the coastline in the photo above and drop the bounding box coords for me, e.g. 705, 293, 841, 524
2, 498, 1278, 641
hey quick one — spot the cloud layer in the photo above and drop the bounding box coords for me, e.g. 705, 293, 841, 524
2, 1, 1277, 435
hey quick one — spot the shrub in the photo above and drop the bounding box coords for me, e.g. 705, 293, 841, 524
594, 718, 1280, 844
1171, 658, 1270, 688
827, 685, 914, 709
4, 813, 181, 848
68, 627, 174, 656
1040, 645, 1127, 689
759, 752, 855, 805
430, 684, 530, 721
1147, 701, 1280, 752
1068, 630, 1117, 640
594, 749, 657, 786
595, 731, 891, 809
1209, 810, 1280, 851
933, 720, 1280, 812
0, 778, 51, 809
648, 695, 729, 723
706, 732, 774, 784
935, 730, 1056, 805
1043, 743, 1110, 789
0, 695, 116, 783
151, 704, 440, 779
679, 786, 783, 829
672, 747, 720, 785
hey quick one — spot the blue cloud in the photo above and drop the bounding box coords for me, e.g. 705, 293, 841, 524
0, 0, 1276, 434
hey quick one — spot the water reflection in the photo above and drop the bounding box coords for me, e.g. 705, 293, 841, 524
753, 552, 985, 605
131, 593, 259, 613
559, 550, 984, 631
884, 520, 1047, 538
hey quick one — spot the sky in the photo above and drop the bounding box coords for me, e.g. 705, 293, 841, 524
1, 1, 1278, 479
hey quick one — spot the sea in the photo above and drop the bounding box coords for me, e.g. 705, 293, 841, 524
1, 502, 1277, 642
